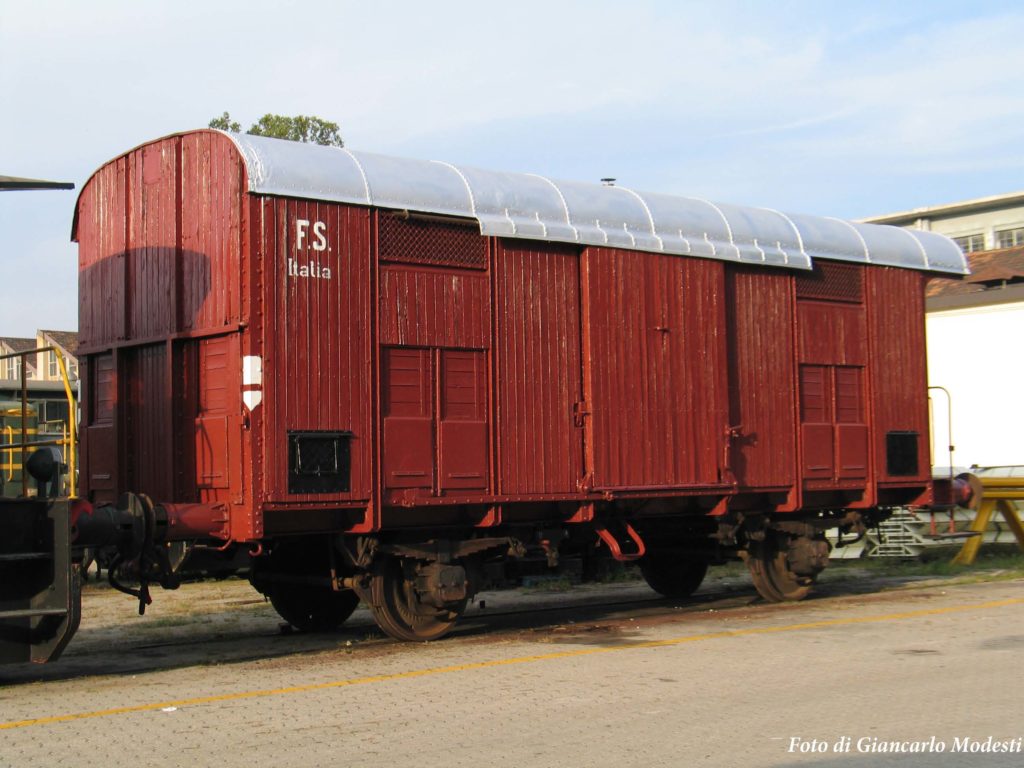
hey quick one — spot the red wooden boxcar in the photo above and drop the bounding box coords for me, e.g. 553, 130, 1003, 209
69, 129, 966, 640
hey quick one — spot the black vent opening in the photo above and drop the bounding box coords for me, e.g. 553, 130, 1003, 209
886, 431, 919, 477
288, 431, 352, 494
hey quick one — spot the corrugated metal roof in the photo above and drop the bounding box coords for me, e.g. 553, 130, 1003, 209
80, 130, 968, 275
224, 131, 967, 275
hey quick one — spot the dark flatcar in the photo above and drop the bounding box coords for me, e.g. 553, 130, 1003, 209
18, 129, 972, 654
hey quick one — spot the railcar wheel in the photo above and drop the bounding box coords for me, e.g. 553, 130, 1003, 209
745, 531, 826, 603
269, 586, 360, 632
369, 556, 466, 642
639, 555, 708, 599
746, 544, 811, 602
252, 538, 360, 632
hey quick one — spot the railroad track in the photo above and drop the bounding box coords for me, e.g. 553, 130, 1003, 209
2, 580, 764, 684
2, 570, 934, 685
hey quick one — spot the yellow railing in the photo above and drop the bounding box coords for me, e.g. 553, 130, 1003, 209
1, 420, 38, 480
0, 346, 77, 498
952, 475, 1024, 565
3, 425, 13, 482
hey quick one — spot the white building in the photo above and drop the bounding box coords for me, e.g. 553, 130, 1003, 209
864, 195, 1024, 470
0, 330, 79, 432
864, 191, 1024, 255
0, 330, 78, 385
922, 253, 1024, 470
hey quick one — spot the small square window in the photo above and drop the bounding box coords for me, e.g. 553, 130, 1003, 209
2, 357, 22, 380
952, 233, 985, 253
996, 228, 1024, 249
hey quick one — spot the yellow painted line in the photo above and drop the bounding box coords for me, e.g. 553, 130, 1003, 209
3, 596, 1023, 731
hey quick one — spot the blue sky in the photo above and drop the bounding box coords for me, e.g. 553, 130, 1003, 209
2, 0, 1022, 336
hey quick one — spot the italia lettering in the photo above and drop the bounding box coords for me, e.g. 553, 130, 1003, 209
287, 257, 332, 280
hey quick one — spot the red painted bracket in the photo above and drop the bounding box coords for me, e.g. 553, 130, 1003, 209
594, 522, 647, 561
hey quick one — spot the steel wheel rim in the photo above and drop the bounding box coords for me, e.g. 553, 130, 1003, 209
747, 540, 811, 602
370, 557, 463, 641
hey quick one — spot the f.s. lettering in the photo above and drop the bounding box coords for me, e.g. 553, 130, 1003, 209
296, 219, 327, 252
290, 218, 331, 280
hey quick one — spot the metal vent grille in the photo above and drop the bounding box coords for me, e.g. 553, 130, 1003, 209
886, 431, 919, 477
288, 431, 352, 494
378, 214, 487, 270
795, 262, 864, 303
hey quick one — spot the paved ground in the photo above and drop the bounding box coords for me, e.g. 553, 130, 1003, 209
2, 573, 1023, 767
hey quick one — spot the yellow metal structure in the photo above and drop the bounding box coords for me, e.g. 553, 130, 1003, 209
952, 476, 1024, 565
0, 346, 77, 498
0, 413, 38, 483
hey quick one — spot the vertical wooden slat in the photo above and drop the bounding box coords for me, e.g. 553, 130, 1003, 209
724, 265, 798, 490
582, 247, 726, 488
867, 266, 931, 483
259, 198, 373, 502
493, 241, 582, 495
77, 132, 247, 514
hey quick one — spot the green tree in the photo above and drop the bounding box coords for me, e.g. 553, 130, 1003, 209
208, 111, 241, 132
208, 111, 344, 147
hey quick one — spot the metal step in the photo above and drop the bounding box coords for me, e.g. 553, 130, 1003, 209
0, 552, 52, 562
0, 608, 68, 620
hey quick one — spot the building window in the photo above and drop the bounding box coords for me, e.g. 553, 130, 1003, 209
41, 399, 70, 427
0, 357, 20, 380
952, 233, 985, 253
996, 228, 1024, 249
47, 351, 59, 378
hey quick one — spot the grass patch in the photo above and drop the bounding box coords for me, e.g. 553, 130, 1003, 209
133, 614, 200, 630
521, 575, 576, 592
592, 561, 642, 584
831, 548, 1024, 579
